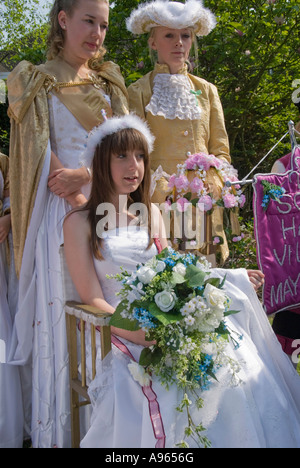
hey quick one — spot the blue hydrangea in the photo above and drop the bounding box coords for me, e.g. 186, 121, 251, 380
132, 307, 158, 330
164, 258, 176, 267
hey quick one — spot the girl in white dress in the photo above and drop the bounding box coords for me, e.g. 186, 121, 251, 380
0, 153, 23, 448
7, 0, 128, 448
64, 114, 300, 448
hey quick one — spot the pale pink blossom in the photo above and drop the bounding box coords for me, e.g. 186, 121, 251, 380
164, 199, 172, 213
168, 174, 177, 189
185, 158, 197, 170
223, 193, 238, 209
239, 194, 246, 208
174, 175, 190, 192
192, 153, 211, 171
177, 197, 190, 212
198, 195, 213, 212
213, 237, 220, 245
189, 177, 204, 193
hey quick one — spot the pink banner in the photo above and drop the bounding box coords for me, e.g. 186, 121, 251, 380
253, 146, 300, 315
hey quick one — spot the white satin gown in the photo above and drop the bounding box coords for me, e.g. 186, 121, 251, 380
81, 226, 300, 448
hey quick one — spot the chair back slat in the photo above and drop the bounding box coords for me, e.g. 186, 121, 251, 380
60, 245, 112, 448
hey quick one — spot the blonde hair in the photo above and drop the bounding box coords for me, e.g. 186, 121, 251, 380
47, 0, 109, 70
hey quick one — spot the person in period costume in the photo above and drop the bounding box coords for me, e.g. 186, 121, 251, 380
63, 114, 300, 449
127, 0, 240, 264
0, 153, 23, 448
7, 0, 128, 448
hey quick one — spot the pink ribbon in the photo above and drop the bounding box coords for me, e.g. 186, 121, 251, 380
111, 334, 166, 448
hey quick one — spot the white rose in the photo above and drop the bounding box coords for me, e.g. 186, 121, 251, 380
137, 266, 156, 284
203, 283, 227, 310
128, 361, 152, 387
172, 262, 186, 277
155, 260, 166, 273
201, 341, 217, 356
154, 291, 177, 312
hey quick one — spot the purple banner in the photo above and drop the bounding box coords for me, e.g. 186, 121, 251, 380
253, 146, 300, 315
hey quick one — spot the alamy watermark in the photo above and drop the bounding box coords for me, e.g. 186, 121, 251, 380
95, 196, 205, 249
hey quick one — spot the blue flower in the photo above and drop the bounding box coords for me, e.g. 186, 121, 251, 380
132, 307, 158, 330
164, 258, 176, 267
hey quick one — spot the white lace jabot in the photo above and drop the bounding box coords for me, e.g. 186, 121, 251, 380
145, 73, 202, 121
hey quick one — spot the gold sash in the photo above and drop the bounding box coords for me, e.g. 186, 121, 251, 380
39, 57, 128, 130
7, 57, 128, 276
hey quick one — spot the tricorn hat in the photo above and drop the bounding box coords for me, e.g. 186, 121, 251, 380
126, 0, 216, 37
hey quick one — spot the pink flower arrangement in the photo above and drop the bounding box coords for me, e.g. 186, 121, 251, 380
167, 152, 246, 214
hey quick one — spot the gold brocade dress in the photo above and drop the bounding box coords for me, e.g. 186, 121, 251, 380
128, 63, 238, 263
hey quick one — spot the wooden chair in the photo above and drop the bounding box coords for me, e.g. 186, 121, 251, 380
60, 246, 112, 448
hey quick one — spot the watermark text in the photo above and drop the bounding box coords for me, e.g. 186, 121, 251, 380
95, 196, 205, 249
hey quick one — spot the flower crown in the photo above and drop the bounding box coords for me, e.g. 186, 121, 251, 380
126, 0, 217, 37
82, 113, 155, 167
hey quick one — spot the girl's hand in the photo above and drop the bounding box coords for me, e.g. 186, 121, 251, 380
0, 214, 11, 243
111, 326, 156, 347
48, 167, 90, 198
247, 269, 265, 291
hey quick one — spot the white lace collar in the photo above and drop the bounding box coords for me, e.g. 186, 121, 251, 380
145, 64, 202, 121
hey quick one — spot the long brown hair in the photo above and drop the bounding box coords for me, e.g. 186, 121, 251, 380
47, 0, 109, 70
86, 128, 153, 260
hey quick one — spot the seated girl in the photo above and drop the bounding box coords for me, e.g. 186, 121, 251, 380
64, 114, 300, 448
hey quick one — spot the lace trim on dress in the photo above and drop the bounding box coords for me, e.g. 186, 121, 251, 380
145, 73, 202, 121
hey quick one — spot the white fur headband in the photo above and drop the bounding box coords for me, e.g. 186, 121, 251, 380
126, 0, 217, 37
81, 114, 155, 167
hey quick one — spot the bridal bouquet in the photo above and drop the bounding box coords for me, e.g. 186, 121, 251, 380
166, 152, 246, 213
109, 247, 241, 447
